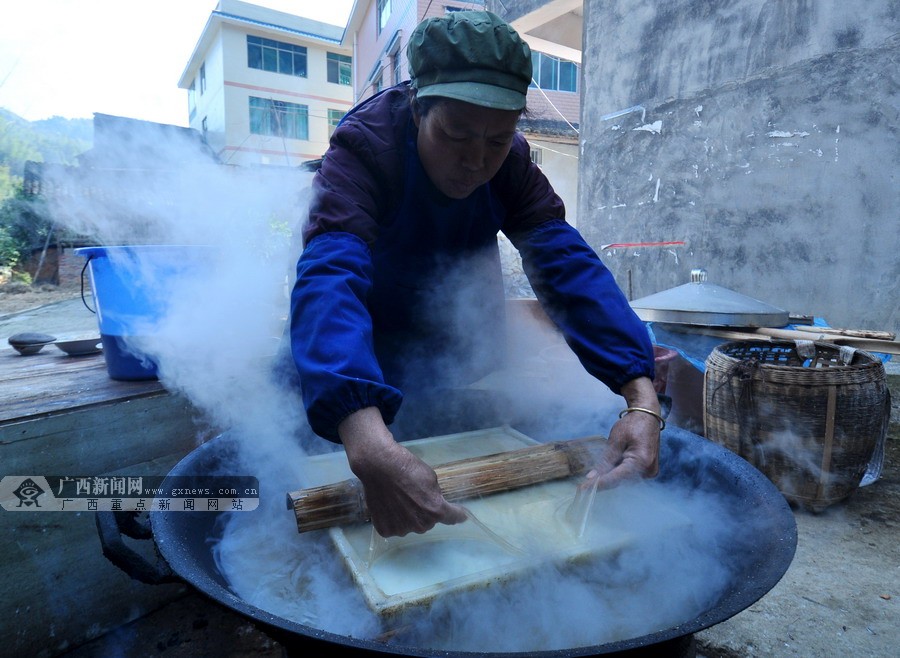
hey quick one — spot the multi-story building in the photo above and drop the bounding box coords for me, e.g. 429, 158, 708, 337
178, 0, 354, 167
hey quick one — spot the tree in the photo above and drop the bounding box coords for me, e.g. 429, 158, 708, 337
0, 186, 52, 270
0, 224, 18, 268
0, 164, 15, 200
0, 109, 89, 272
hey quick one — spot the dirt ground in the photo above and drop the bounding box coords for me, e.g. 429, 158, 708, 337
0, 280, 84, 317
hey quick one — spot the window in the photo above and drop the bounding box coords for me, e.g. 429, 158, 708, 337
199, 63, 206, 94
328, 109, 344, 137
247, 36, 307, 78
377, 0, 391, 34
249, 97, 309, 140
530, 52, 578, 93
392, 51, 402, 85
327, 52, 352, 85
188, 81, 196, 120
391, 52, 402, 85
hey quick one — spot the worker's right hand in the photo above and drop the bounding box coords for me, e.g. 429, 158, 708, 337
338, 407, 468, 537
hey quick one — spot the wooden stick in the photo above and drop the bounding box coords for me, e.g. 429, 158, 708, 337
669, 325, 900, 356
751, 327, 900, 355
673, 327, 773, 343
286, 435, 607, 533
792, 325, 896, 341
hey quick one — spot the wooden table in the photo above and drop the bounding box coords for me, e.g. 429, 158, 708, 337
0, 347, 212, 657
1, 347, 164, 422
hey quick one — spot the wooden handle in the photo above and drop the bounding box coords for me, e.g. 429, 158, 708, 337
791, 325, 896, 341
670, 325, 900, 356
286, 435, 607, 533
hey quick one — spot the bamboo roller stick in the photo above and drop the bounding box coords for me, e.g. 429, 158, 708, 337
286, 434, 608, 533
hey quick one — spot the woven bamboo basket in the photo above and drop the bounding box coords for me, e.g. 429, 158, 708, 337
703, 340, 890, 511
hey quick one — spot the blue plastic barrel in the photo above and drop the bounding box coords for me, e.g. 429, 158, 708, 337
75, 245, 213, 381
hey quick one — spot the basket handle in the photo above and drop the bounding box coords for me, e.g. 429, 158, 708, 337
80, 256, 96, 314
795, 340, 857, 366
838, 345, 856, 364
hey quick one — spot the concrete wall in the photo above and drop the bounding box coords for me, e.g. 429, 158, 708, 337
578, 0, 899, 332
499, 0, 548, 23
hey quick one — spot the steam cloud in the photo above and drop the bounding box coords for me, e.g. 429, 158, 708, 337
43, 147, 315, 454
40, 131, 756, 652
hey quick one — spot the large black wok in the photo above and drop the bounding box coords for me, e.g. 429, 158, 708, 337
97, 426, 796, 657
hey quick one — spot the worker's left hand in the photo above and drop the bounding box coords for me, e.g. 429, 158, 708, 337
583, 376, 661, 490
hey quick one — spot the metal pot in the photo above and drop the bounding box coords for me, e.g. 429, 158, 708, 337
630, 269, 789, 328
97, 427, 796, 657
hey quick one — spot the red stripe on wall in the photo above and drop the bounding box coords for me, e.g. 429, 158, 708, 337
224, 80, 351, 106
220, 145, 322, 160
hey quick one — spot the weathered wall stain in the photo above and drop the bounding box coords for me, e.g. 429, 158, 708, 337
580, 0, 898, 331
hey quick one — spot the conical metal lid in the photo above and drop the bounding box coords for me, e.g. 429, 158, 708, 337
630, 269, 789, 327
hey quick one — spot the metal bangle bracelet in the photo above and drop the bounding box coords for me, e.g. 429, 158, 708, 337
618, 407, 666, 431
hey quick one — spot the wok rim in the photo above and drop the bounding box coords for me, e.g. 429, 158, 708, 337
151, 428, 798, 656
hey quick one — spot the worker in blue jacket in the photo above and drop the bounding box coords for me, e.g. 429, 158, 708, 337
290, 11, 662, 537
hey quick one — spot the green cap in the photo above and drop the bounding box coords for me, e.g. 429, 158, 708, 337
407, 11, 532, 111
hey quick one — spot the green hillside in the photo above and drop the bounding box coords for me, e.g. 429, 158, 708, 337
0, 110, 92, 272
0, 109, 92, 198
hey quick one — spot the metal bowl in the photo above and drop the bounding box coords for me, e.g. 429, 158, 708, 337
8, 332, 57, 355
55, 338, 103, 356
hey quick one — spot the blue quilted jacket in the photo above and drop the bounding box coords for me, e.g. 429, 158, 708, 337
291, 84, 654, 441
